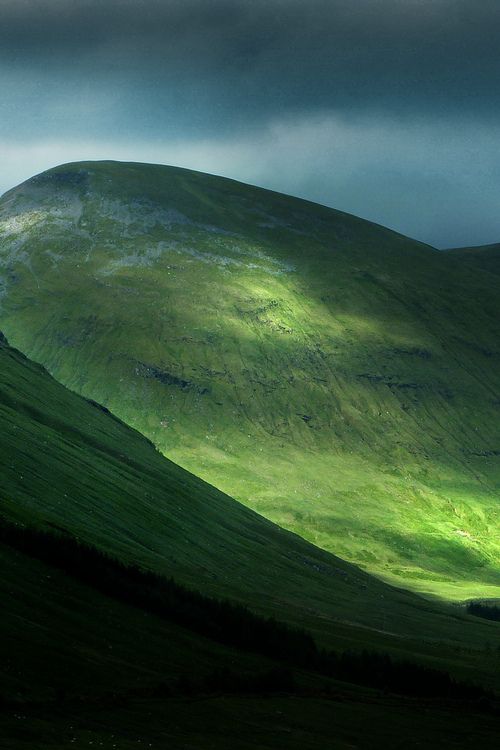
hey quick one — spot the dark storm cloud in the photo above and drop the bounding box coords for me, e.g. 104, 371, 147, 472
2, 0, 500, 137
1, 1, 500, 246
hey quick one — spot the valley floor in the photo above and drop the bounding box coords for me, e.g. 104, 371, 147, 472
2, 692, 499, 750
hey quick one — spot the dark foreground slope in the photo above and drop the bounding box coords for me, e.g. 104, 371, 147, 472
4, 535, 500, 750
3, 542, 500, 750
1, 334, 500, 749
0, 161, 500, 599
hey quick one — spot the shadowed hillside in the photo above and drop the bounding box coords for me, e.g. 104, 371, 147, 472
447, 243, 500, 276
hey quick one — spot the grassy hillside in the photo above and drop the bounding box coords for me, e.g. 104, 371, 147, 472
4, 538, 500, 750
447, 243, 500, 276
5, 329, 500, 659
2, 333, 500, 748
1, 161, 499, 599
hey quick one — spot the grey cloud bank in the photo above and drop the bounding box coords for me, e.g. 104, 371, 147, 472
1, 0, 499, 247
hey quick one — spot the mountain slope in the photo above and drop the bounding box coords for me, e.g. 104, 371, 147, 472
2, 332, 500, 749
5, 329, 499, 657
447, 242, 500, 276
4, 539, 500, 750
0, 330, 390, 641
1, 161, 499, 598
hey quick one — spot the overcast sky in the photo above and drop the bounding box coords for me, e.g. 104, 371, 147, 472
1, 0, 500, 247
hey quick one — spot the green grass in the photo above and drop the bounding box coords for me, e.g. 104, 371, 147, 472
1, 161, 499, 600
0, 543, 268, 702
4, 331, 500, 663
2, 329, 500, 746
3, 692, 500, 749
447, 242, 500, 276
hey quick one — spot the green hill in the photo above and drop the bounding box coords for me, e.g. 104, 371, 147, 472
2, 332, 500, 748
4, 330, 496, 653
0, 330, 400, 643
447, 243, 500, 276
1, 161, 499, 600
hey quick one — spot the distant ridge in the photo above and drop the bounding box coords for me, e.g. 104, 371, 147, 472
447, 242, 500, 276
